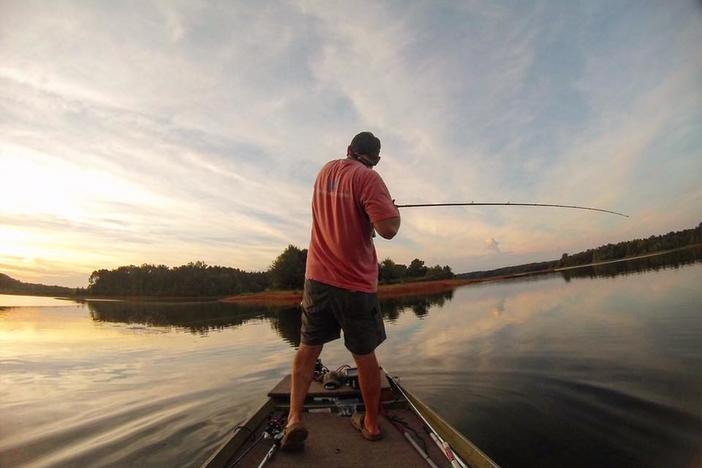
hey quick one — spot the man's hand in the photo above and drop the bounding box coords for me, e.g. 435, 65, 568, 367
373, 216, 401, 239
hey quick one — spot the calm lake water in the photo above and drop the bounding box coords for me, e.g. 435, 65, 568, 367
1, 248, 701, 468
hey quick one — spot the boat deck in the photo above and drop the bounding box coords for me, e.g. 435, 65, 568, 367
228, 372, 448, 468
235, 409, 447, 467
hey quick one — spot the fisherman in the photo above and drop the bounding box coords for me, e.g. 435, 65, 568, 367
281, 131, 401, 450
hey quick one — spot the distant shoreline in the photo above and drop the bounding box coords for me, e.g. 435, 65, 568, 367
219, 279, 479, 306
552, 245, 702, 271
2, 244, 699, 306
220, 244, 702, 306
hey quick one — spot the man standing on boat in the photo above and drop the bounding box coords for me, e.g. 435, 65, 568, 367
282, 131, 401, 450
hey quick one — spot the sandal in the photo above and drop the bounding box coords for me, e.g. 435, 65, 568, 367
351, 411, 383, 441
280, 422, 308, 451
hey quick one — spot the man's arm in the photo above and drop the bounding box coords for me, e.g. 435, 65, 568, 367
374, 216, 401, 239
360, 171, 400, 239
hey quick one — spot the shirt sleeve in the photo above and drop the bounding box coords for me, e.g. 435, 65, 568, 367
358, 170, 400, 223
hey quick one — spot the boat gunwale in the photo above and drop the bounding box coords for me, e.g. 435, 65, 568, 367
200, 397, 276, 468
386, 373, 500, 468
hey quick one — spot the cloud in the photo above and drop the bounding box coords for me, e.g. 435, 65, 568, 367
0, 0, 700, 286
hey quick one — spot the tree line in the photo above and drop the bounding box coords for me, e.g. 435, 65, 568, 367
556, 222, 702, 268
559, 245, 702, 282
458, 222, 702, 281
378, 258, 454, 283
86, 261, 271, 297
4, 222, 699, 298
83, 245, 450, 297
85, 245, 308, 297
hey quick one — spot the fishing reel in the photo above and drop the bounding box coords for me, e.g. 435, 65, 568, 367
313, 359, 329, 382
314, 359, 359, 390
322, 371, 344, 390
263, 416, 285, 443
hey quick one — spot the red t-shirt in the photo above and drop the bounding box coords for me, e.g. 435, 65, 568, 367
305, 158, 399, 293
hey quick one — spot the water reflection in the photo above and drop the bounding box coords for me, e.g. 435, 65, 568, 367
0, 294, 77, 307
85, 290, 456, 345
0, 306, 295, 468
3, 248, 701, 468
87, 300, 271, 334
267, 307, 301, 346
85, 246, 702, 348
381, 290, 454, 320
383, 250, 702, 468
87, 300, 311, 347
558, 245, 702, 281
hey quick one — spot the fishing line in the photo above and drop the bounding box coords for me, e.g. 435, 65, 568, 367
395, 202, 629, 218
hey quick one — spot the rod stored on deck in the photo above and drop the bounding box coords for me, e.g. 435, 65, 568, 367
256, 443, 276, 468
404, 432, 440, 468
395, 201, 629, 218
386, 373, 477, 468
429, 431, 461, 468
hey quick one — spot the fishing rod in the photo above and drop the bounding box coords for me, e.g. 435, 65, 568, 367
394, 202, 629, 218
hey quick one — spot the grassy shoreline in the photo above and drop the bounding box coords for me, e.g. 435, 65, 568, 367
219, 274, 541, 306
218, 279, 479, 306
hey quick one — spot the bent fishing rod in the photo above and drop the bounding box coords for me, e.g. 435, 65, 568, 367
394, 201, 629, 218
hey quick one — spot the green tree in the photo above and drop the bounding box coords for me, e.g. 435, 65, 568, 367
379, 258, 398, 283
407, 258, 428, 277
269, 245, 307, 289
379, 258, 408, 283
558, 253, 569, 267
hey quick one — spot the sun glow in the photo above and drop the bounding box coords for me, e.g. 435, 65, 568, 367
0, 144, 182, 284
0, 144, 169, 219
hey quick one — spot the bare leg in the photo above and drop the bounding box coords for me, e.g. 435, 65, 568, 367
352, 351, 381, 436
287, 343, 323, 427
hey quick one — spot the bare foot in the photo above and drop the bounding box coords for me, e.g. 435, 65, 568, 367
364, 423, 381, 437
287, 415, 302, 428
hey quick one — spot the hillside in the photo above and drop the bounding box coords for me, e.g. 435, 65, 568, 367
0, 273, 74, 297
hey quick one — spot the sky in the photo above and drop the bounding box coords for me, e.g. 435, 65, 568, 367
1, 0, 701, 288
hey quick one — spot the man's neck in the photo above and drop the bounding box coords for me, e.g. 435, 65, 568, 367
347, 155, 373, 168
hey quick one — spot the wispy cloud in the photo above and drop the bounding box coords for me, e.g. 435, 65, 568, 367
0, 0, 700, 286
